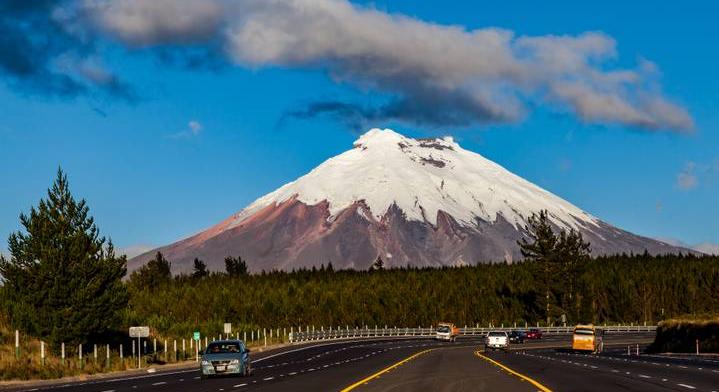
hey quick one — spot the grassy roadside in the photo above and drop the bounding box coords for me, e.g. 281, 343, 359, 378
0, 321, 289, 381
648, 317, 719, 353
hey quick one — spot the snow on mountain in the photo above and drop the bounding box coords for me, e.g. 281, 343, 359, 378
228, 128, 597, 232
129, 128, 690, 274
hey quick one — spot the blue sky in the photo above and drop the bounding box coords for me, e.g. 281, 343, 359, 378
1, 0, 717, 256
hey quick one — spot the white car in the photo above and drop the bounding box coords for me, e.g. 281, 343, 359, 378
485, 331, 509, 352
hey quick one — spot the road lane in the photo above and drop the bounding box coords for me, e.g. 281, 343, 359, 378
2, 333, 671, 392
346, 345, 538, 392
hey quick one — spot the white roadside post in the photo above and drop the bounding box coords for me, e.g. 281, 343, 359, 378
61, 342, 65, 365
132, 340, 136, 363
120, 343, 123, 365
173, 340, 176, 362
164, 339, 168, 362
15, 330, 19, 359
153, 338, 157, 355
264, 329, 267, 347
94, 344, 97, 365
40, 341, 45, 366
79, 344, 83, 368
182, 339, 186, 361
243, 331, 247, 343
106, 344, 110, 368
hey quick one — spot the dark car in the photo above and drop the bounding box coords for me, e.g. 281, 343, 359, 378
200, 340, 251, 379
508, 330, 525, 344
526, 328, 543, 340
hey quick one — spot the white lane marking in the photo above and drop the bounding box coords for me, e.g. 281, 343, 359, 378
679, 365, 688, 369
263, 377, 274, 381
677, 384, 696, 389
193, 376, 200, 380
152, 382, 166, 386
638, 374, 651, 379
100, 390, 115, 392
234, 383, 247, 387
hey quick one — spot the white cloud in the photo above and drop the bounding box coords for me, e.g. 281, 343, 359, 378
677, 162, 698, 191
85, 0, 693, 131
188, 120, 202, 135
168, 119, 203, 138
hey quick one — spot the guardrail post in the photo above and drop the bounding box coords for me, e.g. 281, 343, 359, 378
79, 343, 83, 369
41, 341, 45, 366
15, 330, 19, 359
94, 344, 97, 365
61, 342, 65, 366
120, 343, 123, 365
106, 344, 110, 368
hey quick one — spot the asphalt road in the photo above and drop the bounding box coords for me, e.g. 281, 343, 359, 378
6, 333, 717, 392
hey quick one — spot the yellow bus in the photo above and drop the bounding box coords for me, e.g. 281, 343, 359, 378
572, 324, 603, 353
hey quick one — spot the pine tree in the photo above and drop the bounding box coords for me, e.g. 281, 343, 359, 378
0, 169, 128, 347
224, 256, 248, 277
371, 256, 384, 271
129, 251, 172, 289
517, 210, 560, 324
192, 258, 208, 279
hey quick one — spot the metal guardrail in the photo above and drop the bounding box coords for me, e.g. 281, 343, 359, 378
288, 325, 657, 343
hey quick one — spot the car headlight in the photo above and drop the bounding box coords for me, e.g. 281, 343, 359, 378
230, 359, 239, 365
201, 360, 211, 366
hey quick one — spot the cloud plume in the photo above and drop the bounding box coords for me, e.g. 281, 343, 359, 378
3, 0, 694, 131
85, 0, 693, 131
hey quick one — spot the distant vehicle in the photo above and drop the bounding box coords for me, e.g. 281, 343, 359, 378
526, 328, 543, 340
508, 330, 525, 344
200, 340, 252, 379
485, 331, 509, 352
572, 325, 604, 353
435, 322, 460, 342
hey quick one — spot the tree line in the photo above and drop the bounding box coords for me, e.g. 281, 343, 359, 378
1, 170, 718, 347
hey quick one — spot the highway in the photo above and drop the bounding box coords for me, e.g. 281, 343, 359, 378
5, 333, 718, 392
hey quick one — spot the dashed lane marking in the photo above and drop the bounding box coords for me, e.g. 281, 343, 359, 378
678, 384, 696, 389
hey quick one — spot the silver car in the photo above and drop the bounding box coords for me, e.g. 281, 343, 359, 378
200, 340, 252, 379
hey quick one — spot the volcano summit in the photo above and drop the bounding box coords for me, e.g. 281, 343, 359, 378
130, 129, 686, 273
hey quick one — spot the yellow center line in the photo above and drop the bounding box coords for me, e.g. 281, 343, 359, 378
339, 348, 434, 391
474, 350, 553, 392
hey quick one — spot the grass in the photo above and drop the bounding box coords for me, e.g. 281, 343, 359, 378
0, 320, 290, 381
648, 316, 719, 353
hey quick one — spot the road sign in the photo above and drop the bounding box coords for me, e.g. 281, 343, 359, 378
224, 323, 232, 334
129, 326, 150, 338
193, 331, 200, 341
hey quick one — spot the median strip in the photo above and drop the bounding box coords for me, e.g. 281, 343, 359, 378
339, 348, 434, 391
474, 351, 553, 392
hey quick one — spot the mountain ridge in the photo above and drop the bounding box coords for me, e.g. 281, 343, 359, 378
129, 128, 690, 274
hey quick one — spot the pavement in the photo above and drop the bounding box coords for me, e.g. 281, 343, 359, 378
3, 333, 717, 392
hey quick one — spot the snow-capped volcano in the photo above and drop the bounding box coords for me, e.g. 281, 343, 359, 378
130, 128, 687, 274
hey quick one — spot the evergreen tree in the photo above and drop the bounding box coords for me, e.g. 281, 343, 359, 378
129, 251, 171, 290
371, 256, 384, 271
0, 169, 128, 347
192, 258, 208, 279
224, 256, 248, 277
557, 228, 591, 321
517, 210, 560, 323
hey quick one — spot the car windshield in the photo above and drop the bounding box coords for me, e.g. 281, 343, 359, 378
574, 328, 594, 336
205, 342, 242, 354
488, 332, 505, 337
437, 326, 450, 333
